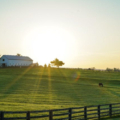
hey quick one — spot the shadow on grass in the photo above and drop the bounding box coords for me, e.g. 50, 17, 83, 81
100, 115, 120, 120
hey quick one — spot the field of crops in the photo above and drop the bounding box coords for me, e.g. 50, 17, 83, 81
0, 67, 120, 112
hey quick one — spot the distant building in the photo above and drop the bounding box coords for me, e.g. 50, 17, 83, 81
0, 55, 33, 67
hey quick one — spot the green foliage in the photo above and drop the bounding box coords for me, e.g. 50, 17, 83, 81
48, 64, 51, 68
50, 58, 64, 68
17, 53, 21, 56
44, 64, 47, 68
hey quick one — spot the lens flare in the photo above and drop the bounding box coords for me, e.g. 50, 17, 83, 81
72, 72, 81, 82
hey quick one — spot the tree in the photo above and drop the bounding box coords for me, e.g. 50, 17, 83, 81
50, 58, 64, 68
106, 68, 113, 72
48, 64, 51, 68
44, 64, 47, 68
34, 62, 39, 66
17, 53, 21, 56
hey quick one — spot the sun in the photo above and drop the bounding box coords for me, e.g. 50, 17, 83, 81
23, 26, 75, 65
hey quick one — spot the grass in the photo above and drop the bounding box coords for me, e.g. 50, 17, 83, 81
0, 67, 120, 112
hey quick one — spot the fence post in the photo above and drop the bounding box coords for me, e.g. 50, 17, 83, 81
69, 108, 72, 120
109, 104, 112, 117
0, 112, 4, 120
49, 110, 53, 120
98, 105, 100, 119
84, 107, 87, 120
26, 111, 30, 120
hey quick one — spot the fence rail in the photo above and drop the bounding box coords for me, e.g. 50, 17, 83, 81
0, 103, 120, 120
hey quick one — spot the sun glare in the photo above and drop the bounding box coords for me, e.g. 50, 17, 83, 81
23, 26, 76, 65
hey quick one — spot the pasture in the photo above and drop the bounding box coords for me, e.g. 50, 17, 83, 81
0, 67, 120, 112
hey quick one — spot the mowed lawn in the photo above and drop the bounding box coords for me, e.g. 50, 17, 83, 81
0, 67, 120, 111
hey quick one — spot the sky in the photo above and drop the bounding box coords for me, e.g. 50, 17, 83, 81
0, 0, 120, 69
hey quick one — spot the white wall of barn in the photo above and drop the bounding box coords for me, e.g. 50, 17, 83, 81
0, 56, 9, 67
7, 60, 33, 66
0, 56, 33, 67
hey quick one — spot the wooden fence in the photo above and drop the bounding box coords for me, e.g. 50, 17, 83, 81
0, 103, 120, 120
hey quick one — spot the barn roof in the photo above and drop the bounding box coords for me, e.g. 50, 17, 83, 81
3, 55, 33, 61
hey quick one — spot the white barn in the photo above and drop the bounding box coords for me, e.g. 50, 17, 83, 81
0, 55, 33, 67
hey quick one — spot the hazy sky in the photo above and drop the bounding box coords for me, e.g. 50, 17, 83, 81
0, 0, 120, 69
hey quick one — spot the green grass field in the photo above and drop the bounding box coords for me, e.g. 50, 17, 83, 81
0, 67, 120, 112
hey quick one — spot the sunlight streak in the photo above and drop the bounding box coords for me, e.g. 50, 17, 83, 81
28, 68, 45, 104
3, 66, 32, 95
47, 68, 52, 108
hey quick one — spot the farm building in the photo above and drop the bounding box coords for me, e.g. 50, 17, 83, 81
0, 55, 33, 67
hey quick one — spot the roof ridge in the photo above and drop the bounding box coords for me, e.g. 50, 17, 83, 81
2, 55, 33, 61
